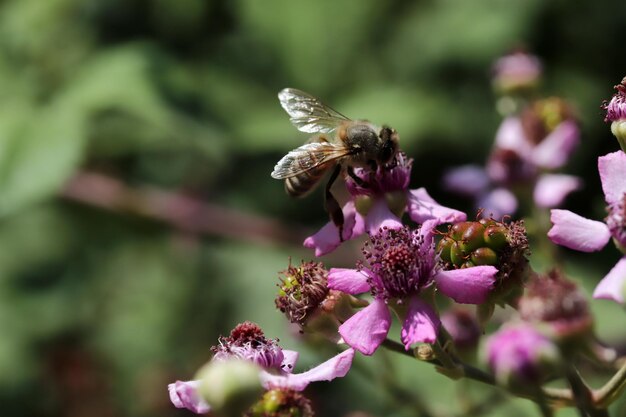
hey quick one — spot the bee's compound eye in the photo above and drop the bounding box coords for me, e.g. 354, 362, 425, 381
381, 140, 395, 163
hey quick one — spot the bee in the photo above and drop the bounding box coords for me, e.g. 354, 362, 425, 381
271, 88, 399, 240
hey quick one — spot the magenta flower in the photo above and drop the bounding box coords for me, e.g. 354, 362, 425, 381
444, 108, 581, 217
484, 323, 561, 387
548, 151, 626, 303
327, 222, 497, 355
169, 322, 354, 414
305, 153, 466, 256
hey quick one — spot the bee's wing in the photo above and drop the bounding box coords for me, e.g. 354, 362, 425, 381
271, 142, 351, 179
278, 88, 350, 134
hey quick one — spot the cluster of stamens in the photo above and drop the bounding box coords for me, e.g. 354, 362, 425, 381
361, 226, 433, 301
519, 270, 590, 323
346, 152, 411, 196
275, 260, 329, 327
602, 77, 626, 122
211, 322, 284, 371
606, 194, 626, 251
245, 389, 313, 417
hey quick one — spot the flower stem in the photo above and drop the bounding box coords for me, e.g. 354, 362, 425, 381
567, 366, 610, 417
595, 360, 626, 408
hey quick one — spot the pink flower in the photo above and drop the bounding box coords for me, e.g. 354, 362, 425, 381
548, 151, 626, 303
484, 323, 561, 387
305, 153, 466, 256
444, 108, 581, 217
169, 322, 354, 414
327, 223, 497, 355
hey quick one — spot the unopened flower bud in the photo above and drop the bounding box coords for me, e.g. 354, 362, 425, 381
484, 323, 562, 389
246, 389, 313, 417
518, 270, 592, 349
603, 76, 626, 151
196, 359, 263, 417
492, 50, 542, 96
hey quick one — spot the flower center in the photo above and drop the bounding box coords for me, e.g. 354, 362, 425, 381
606, 193, 626, 249
346, 152, 412, 197
211, 322, 284, 371
275, 261, 329, 327
362, 226, 434, 300
603, 77, 626, 123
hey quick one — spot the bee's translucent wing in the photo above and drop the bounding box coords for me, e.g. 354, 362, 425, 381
271, 142, 351, 179
278, 88, 350, 134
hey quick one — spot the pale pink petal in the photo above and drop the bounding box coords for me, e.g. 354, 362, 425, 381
168, 380, 211, 414
260, 348, 355, 391
281, 350, 299, 374
532, 120, 579, 169
401, 297, 441, 348
494, 117, 533, 157
593, 257, 626, 304
364, 199, 402, 235
478, 188, 518, 218
443, 165, 490, 196
328, 268, 370, 295
598, 151, 626, 205
434, 266, 497, 304
533, 174, 582, 208
339, 298, 391, 356
303, 201, 358, 256
548, 209, 611, 252
408, 188, 467, 224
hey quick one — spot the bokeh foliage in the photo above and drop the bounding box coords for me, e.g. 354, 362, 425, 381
0, 0, 625, 416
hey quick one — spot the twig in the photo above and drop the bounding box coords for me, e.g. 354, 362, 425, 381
60, 171, 308, 246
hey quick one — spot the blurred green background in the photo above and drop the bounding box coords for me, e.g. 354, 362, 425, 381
1, 0, 626, 416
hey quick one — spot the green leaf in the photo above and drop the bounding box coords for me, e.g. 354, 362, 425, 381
0, 100, 85, 216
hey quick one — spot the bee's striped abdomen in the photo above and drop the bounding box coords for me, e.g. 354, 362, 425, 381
285, 166, 327, 197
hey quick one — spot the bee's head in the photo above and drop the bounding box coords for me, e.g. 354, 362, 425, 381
379, 126, 399, 164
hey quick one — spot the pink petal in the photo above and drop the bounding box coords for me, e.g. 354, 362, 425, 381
443, 165, 490, 196
260, 349, 355, 391
548, 209, 611, 252
364, 199, 402, 235
532, 120, 579, 169
168, 380, 211, 414
328, 268, 370, 295
339, 298, 391, 355
408, 188, 467, 225
593, 257, 626, 304
303, 201, 359, 256
434, 266, 497, 304
598, 151, 626, 205
281, 350, 299, 374
494, 117, 532, 153
533, 174, 582, 208
478, 188, 518, 218
401, 297, 441, 348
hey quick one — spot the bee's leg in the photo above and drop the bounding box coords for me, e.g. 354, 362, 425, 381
325, 164, 345, 242
347, 166, 368, 188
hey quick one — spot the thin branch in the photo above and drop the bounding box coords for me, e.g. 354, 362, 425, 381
60, 171, 308, 246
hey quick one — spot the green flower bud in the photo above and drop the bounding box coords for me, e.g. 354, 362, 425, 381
196, 359, 263, 417
355, 195, 374, 216
385, 190, 408, 218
